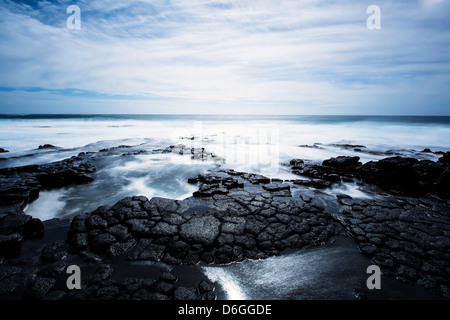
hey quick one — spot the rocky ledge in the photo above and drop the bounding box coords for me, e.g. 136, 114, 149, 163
288, 152, 450, 198
0, 149, 449, 300
68, 184, 342, 265
0, 154, 95, 257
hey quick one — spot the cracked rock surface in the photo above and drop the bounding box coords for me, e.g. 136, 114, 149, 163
0, 148, 449, 299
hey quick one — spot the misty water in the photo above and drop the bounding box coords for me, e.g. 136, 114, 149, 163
1, 115, 449, 299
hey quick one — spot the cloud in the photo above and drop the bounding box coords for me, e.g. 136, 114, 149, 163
0, 0, 449, 114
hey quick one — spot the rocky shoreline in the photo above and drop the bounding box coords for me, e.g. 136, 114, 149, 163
0, 147, 449, 300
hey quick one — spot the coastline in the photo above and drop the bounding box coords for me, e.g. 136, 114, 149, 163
0, 142, 449, 300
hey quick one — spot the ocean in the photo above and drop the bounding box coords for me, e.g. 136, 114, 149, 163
1, 114, 449, 300
1, 114, 450, 221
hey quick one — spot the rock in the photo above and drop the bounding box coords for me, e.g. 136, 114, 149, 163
105, 224, 132, 242
25, 276, 56, 299
180, 216, 220, 246
247, 174, 271, 184
0, 233, 22, 257
126, 219, 154, 236
262, 183, 291, 196
37, 169, 94, 189
159, 272, 178, 284
150, 222, 178, 237
40, 240, 69, 262
138, 244, 165, 261
86, 215, 108, 230
322, 156, 361, 173
0, 148, 8, 153
356, 156, 450, 198
289, 159, 304, 168
89, 265, 113, 284
221, 222, 245, 235
438, 152, 450, 164
91, 233, 117, 252
156, 281, 175, 295
0, 213, 31, 235
38, 144, 56, 150
173, 287, 199, 300
70, 233, 89, 250
198, 280, 215, 293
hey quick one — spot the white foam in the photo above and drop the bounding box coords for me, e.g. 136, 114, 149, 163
202, 267, 248, 300
326, 182, 375, 199
24, 190, 67, 221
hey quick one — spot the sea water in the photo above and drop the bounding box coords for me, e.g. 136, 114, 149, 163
2, 114, 448, 300
1, 114, 449, 221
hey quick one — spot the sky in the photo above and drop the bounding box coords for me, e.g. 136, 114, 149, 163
0, 0, 449, 115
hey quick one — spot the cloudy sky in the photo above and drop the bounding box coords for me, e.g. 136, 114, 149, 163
0, 0, 449, 115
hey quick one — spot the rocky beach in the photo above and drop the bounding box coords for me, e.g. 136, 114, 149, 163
0, 141, 449, 300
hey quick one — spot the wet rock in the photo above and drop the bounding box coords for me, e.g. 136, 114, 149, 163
150, 222, 178, 237
86, 215, 108, 231
198, 280, 215, 294
180, 216, 220, 246
322, 156, 361, 173
25, 276, 56, 299
356, 156, 450, 198
289, 159, 304, 168
38, 144, 56, 150
40, 240, 69, 263
173, 287, 199, 300
262, 183, 291, 196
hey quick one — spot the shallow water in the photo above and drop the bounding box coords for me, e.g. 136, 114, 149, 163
11, 114, 448, 221
7, 115, 449, 300
202, 236, 441, 300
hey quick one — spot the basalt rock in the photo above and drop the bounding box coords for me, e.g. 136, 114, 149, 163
68, 173, 344, 265
288, 154, 450, 198
356, 155, 450, 198
334, 194, 450, 298
0, 155, 96, 257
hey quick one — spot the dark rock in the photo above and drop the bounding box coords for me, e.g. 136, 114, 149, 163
150, 222, 178, 237
0, 213, 31, 236
105, 224, 132, 242
86, 215, 108, 230
0, 148, 8, 153
356, 156, 450, 198
38, 144, 56, 150
262, 183, 291, 196
40, 240, 69, 263
173, 287, 199, 300
96, 285, 120, 299
289, 159, 304, 168
198, 280, 215, 294
37, 261, 66, 278
37, 169, 94, 188
180, 216, 220, 246
126, 219, 154, 236
25, 276, 56, 299
0, 233, 23, 256
156, 281, 175, 295
70, 233, 89, 250
89, 265, 113, 284
438, 152, 450, 164
106, 242, 135, 257
148, 292, 169, 300
159, 272, 177, 284
322, 156, 361, 173
91, 233, 117, 252
138, 244, 165, 261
